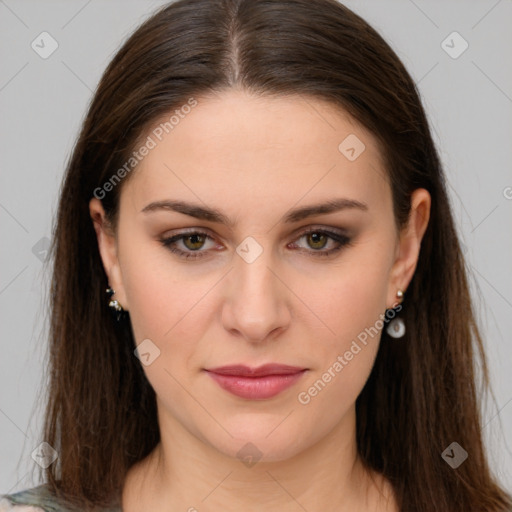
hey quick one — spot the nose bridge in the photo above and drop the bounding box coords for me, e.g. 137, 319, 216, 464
234, 235, 276, 290
222, 238, 290, 341
237, 247, 276, 299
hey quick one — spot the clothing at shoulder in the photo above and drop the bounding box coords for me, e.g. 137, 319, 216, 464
0, 484, 54, 512
2, 487, 511, 512
0, 485, 121, 512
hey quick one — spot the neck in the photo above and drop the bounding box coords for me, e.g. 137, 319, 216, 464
122, 404, 396, 512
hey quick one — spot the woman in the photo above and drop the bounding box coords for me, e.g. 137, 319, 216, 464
1, 0, 510, 510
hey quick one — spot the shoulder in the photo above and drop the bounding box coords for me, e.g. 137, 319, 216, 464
0, 485, 121, 512
0, 498, 45, 512
1, 484, 75, 512
0, 484, 53, 511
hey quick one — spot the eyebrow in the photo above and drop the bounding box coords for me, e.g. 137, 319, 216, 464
141, 197, 368, 226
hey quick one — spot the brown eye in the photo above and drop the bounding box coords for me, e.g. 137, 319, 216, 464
306, 232, 328, 250
182, 233, 207, 250
290, 228, 352, 257
160, 231, 216, 259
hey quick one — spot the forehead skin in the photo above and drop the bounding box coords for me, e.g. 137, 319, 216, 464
119, 88, 392, 240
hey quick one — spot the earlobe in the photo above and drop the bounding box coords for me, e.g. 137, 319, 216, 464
89, 198, 129, 310
386, 188, 431, 308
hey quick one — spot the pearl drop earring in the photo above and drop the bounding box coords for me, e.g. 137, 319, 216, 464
386, 289, 406, 338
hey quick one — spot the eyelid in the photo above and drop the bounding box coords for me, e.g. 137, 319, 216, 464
290, 224, 349, 239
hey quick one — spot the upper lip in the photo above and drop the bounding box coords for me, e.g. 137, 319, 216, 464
205, 364, 306, 377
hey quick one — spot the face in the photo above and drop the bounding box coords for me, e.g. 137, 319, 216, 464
90, 88, 430, 464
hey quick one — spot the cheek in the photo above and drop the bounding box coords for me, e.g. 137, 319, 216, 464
296, 286, 384, 426
121, 251, 201, 410
295, 341, 378, 439
309, 243, 392, 350
119, 237, 212, 397
295, 244, 392, 409
121, 260, 171, 343
117, 228, 194, 342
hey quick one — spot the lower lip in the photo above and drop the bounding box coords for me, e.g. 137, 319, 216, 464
206, 371, 307, 400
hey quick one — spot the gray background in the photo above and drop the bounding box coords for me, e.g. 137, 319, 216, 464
1, 0, 511, 495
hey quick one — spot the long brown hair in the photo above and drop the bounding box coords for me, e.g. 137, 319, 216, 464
39, 0, 511, 510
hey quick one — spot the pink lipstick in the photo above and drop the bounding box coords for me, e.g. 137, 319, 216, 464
204, 364, 307, 400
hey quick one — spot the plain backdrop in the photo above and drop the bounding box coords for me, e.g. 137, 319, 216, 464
1, 0, 511, 495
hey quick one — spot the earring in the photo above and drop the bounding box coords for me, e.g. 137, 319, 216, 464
386, 289, 406, 338
106, 287, 126, 321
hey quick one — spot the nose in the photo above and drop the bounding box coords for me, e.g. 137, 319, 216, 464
221, 246, 292, 343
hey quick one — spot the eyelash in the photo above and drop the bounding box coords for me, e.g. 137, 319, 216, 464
159, 227, 352, 260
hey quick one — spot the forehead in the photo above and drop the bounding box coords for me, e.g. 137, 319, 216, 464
121, 89, 389, 215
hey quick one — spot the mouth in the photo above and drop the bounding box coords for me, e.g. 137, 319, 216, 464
204, 364, 308, 400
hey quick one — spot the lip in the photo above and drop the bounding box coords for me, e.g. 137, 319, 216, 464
204, 364, 307, 400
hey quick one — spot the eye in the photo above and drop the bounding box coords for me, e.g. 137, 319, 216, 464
288, 228, 352, 257
160, 231, 218, 259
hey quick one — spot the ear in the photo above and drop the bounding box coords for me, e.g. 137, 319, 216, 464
89, 198, 129, 310
386, 188, 431, 308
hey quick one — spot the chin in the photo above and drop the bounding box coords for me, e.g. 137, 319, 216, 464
205, 421, 315, 465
